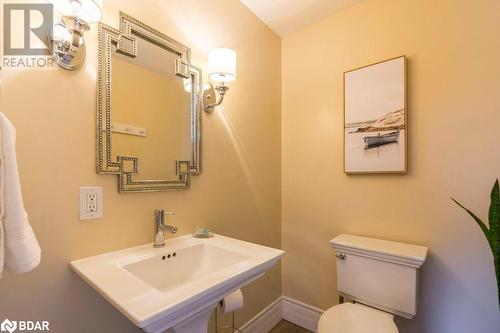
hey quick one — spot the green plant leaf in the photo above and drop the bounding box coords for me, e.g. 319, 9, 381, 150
489, 180, 500, 309
452, 197, 492, 247
452, 180, 500, 310
488, 180, 500, 254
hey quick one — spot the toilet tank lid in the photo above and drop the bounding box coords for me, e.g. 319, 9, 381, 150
330, 234, 428, 267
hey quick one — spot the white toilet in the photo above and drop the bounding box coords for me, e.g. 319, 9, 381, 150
318, 234, 428, 333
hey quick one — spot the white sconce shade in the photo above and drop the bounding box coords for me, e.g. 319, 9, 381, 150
208, 48, 237, 83
47, 0, 103, 23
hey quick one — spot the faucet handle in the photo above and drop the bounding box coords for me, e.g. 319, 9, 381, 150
154, 210, 175, 226
155, 210, 175, 216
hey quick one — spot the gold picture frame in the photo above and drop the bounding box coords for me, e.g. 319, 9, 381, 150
343, 56, 408, 174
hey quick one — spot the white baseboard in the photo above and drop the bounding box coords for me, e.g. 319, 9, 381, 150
239, 296, 324, 333
239, 297, 282, 333
282, 296, 324, 332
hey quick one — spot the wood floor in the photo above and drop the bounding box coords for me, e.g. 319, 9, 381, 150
269, 320, 313, 333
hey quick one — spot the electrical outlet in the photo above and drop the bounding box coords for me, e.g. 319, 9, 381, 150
87, 192, 97, 212
80, 187, 103, 220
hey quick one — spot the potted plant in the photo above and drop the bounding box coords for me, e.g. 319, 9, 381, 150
452, 180, 500, 309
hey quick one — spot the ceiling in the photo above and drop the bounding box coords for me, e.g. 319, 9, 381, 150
239, 0, 365, 36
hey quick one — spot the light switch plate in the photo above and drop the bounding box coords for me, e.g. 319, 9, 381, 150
80, 187, 103, 220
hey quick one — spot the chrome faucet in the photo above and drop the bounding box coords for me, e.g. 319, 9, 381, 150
154, 209, 178, 248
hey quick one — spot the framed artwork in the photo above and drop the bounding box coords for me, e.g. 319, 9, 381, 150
344, 56, 407, 174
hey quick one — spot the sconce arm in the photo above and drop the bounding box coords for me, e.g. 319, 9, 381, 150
203, 85, 229, 112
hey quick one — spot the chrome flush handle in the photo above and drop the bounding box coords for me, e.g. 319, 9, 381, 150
336, 253, 347, 260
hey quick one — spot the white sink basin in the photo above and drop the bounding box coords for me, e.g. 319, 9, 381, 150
123, 242, 250, 293
70, 234, 284, 333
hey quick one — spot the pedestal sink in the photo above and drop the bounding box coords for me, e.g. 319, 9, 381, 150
70, 234, 284, 333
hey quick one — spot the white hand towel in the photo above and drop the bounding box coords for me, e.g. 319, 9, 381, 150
0, 112, 41, 276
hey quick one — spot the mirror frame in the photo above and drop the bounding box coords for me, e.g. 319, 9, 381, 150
96, 12, 202, 192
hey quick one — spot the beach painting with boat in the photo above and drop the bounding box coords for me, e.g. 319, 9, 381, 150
344, 56, 407, 173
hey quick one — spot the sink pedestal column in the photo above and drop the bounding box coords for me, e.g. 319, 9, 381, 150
170, 305, 216, 333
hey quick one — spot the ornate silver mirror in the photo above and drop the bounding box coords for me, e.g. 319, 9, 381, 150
96, 12, 202, 192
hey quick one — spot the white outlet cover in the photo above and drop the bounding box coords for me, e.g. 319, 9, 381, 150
80, 187, 103, 220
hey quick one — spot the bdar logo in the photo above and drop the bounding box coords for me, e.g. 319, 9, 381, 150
0, 319, 17, 333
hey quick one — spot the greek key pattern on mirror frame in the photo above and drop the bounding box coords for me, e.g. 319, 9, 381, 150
96, 11, 203, 192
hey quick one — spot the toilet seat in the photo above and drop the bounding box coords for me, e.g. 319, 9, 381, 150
317, 303, 399, 333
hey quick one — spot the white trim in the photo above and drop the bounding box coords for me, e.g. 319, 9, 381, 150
239, 296, 324, 333
282, 296, 324, 332
239, 297, 282, 333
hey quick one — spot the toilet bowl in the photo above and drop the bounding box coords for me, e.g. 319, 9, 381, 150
321, 234, 428, 333
317, 303, 398, 333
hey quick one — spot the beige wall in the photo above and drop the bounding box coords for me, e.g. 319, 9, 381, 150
282, 0, 500, 332
0, 0, 281, 332
2, 0, 500, 332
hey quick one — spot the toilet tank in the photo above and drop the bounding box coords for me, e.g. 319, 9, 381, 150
330, 234, 428, 319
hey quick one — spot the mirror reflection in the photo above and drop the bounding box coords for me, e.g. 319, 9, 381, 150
111, 36, 192, 180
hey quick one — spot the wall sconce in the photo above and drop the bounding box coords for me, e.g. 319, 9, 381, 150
202, 48, 237, 113
46, 0, 103, 70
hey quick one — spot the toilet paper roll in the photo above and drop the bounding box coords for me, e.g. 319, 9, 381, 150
220, 289, 244, 314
